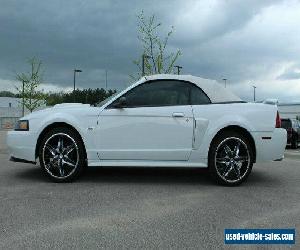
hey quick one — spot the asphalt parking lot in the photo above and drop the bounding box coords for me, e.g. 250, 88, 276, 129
0, 131, 299, 249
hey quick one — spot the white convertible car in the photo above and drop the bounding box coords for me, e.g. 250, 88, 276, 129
7, 74, 287, 185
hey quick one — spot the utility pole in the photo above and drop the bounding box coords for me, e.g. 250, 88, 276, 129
174, 65, 183, 75
252, 85, 257, 102
105, 70, 108, 90
22, 80, 25, 117
222, 78, 227, 88
73, 69, 82, 102
142, 54, 151, 76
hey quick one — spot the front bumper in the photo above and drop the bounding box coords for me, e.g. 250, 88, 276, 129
252, 128, 287, 162
7, 130, 37, 163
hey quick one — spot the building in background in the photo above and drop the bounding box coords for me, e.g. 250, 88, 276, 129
278, 103, 300, 120
0, 97, 21, 108
0, 97, 46, 129
257, 99, 300, 120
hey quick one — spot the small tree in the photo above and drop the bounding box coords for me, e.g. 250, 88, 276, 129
16, 58, 45, 112
131, 11, 181, 79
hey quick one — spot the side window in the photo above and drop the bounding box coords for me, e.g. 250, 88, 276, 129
111, 80, 190, 108
190, 84, 211, 105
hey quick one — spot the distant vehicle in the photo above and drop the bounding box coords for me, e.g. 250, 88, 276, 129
263, 99, 279, 105
281, 118, 300, 149
7, 75, 287, 186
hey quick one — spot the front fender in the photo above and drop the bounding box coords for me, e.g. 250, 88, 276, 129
33, 112, 98, 161
36, 113, 87, 140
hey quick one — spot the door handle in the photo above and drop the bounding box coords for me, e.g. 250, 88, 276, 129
172, 112, 184, 117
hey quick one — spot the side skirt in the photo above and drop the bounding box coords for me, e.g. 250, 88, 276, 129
10, 156, 36, 164
87, 160, 208, 168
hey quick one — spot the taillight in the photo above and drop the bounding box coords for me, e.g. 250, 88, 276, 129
275, 111, 281, 128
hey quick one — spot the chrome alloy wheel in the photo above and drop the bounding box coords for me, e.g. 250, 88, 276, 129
215, 137, 250, 183
42, 133, 79, 179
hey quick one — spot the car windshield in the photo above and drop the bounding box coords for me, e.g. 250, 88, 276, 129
96, 93, 118, 107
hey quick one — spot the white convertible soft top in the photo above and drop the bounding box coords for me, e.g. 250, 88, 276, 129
142, 74, 242, 103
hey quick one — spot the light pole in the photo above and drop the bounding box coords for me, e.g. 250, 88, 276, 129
222, 78, 227, 88
22, 80, 25, 117
105, 69, 108, 90
252, 85, 257, 102
174, 65, 183, 75
73, 69, 82, 102
142, 54, 151, 76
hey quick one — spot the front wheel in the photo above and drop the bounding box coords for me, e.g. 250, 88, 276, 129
39, 127, 86, 182
208, 131, 254, 186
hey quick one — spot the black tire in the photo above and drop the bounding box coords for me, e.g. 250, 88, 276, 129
291, 137, 298, 149
39, 127, 86, 182
208, 130, 254, 186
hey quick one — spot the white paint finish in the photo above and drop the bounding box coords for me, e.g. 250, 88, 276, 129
192, 117, 209, 149
6, 130, 36, 161
96, 105, 193, 161
88, 159, 207, 168
53, 103, 91, 109
35, 108, 100, 161
252, 129, 287, 161
7, 106, 101, 162
6, 74, 287, 169
188, 102, 279, 162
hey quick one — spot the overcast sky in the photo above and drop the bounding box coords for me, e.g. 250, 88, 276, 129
1, 0, 300, 102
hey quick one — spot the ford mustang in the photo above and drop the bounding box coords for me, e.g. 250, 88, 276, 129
7, 74, 287, 185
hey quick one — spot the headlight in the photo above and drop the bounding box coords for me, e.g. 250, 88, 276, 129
15, 120, 29, 131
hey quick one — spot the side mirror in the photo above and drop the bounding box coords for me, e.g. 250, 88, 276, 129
113, 96, 127, 108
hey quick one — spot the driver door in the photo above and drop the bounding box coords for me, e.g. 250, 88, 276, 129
95, 80, 194, 161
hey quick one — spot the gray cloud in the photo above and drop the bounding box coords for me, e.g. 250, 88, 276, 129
277, 65, 300, 80
173, 0, 281, 44
1, 0, 300, 102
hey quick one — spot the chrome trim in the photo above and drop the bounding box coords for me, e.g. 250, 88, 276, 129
215, 137, 250, 183
42, 133, 79, 179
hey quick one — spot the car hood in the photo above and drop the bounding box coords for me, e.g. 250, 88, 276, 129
21, 103, 101, 120
52, 103, 92, 109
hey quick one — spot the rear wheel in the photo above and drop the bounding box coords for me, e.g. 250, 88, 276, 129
208, 131, 254, 186
39, 127, 86, 182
